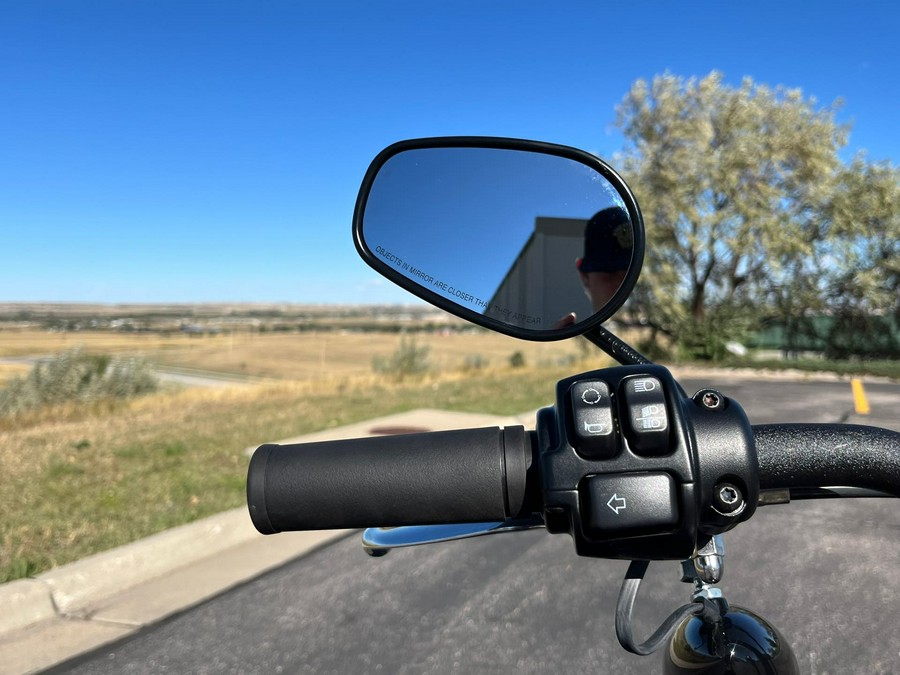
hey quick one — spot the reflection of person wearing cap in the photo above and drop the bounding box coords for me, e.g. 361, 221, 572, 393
556, 206, 632, 328
578, 206, 632, 310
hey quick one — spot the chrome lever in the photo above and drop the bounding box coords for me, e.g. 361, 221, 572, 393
362, 516, 545, 556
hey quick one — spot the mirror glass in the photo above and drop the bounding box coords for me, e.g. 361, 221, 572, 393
359, 146, 638, 334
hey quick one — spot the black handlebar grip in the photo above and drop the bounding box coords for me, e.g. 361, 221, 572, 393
247, 426, 533, 534
755, 423, 900, 496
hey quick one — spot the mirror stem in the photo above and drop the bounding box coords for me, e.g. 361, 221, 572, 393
584, 326, 652, 366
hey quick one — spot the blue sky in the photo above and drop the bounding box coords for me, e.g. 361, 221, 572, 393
1, 0, 897, 304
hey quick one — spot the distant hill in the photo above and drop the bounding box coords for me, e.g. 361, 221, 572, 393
0, 302, 466, 333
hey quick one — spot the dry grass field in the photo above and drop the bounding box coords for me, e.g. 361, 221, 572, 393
0, 363, 30, 387
0, 330, 192, 358
0, 329, 589, 381
151, 331, 591, 380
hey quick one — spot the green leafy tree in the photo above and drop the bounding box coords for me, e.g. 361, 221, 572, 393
616, 72, 848, 359
822, 158, 900, 358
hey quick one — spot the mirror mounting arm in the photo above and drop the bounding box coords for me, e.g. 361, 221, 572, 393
584, 325, 652, 366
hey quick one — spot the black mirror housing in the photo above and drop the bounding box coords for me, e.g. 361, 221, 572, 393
354, 137, 645, 341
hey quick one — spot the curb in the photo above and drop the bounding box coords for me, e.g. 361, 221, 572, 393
0, 518, 350, 675
31, 508, 263, 623
0, 580, 57, 636
0, 507, 351, 641
0, 506, 348, 636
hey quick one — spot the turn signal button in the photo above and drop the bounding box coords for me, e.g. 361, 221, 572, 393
583, 472, 678, 535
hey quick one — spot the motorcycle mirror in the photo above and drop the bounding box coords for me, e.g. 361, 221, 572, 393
353, 137, 645, 341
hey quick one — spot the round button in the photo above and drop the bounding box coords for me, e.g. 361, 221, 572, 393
581, 388, 602, 405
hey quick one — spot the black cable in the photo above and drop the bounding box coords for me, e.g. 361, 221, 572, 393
615, 560, 705, 656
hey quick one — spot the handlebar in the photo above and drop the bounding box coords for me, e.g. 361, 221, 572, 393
754, 423, 900, 496
247, 426, 534, 533
247, 422, 900, 536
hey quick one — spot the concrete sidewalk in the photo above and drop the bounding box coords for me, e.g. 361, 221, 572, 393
0, 408, 536, 675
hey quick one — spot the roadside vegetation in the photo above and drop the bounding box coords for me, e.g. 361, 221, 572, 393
371, 336, 431, 380
0, 348, 158, 418
720, 357, 900, 380
0, 330, 607, 584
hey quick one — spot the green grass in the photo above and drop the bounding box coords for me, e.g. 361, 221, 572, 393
723, 357, 900, 380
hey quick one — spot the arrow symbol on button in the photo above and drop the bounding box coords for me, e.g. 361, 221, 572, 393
607, 494, 627, 514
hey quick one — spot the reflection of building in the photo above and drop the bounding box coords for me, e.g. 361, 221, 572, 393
487, 217, 593, 329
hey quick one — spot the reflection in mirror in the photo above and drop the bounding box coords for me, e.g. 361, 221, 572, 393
360, 146, 635, 333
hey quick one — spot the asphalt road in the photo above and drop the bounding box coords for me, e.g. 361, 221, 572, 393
56, 375, 900, 675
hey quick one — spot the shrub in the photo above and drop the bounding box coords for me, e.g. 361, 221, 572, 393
463, 354, 489, 371
0, 348, 159, 417
508, 351, 526, 368
372, 336, 431, 381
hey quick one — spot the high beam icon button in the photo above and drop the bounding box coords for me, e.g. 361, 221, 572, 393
621, 376, 670, 455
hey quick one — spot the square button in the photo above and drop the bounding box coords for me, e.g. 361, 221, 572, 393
583, 472, 678, 535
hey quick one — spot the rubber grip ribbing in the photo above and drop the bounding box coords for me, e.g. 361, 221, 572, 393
755, 423, 900, 495
247, 426, 531, 534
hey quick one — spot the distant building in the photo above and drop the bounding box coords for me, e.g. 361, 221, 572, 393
487, 217, 592, 330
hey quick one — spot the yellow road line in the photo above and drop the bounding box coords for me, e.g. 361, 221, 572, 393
851, 378, 871, 415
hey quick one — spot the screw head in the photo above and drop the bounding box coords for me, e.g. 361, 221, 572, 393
712, 482, 744, 515
702, 392, 721, 409
693, 389, 724, 410
719, 486, 739, 504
